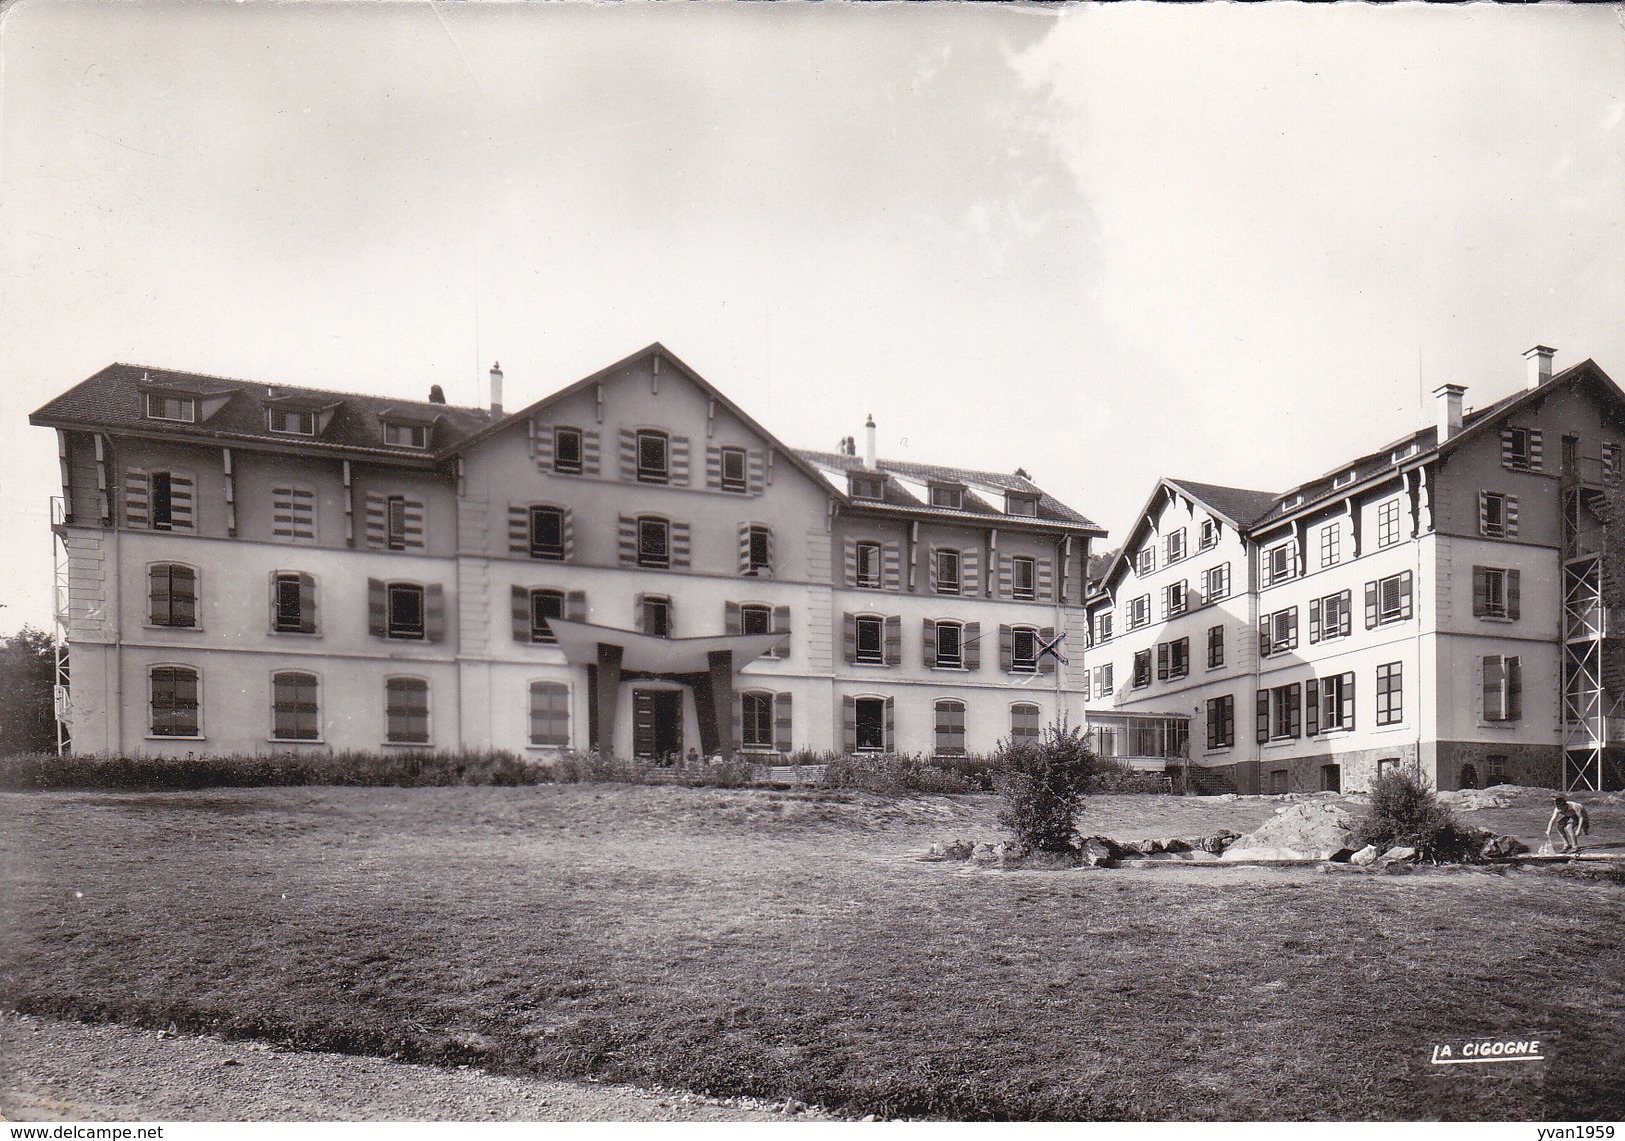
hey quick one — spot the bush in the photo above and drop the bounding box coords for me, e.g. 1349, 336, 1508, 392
1087, 758, 1173, 795
1355, 768, 1478, 861
994, 718, 1096, 853
817, 752, 983, 795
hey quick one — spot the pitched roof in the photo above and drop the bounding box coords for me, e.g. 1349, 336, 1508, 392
29, 363, 494, 458
1163, 478, 1279, 529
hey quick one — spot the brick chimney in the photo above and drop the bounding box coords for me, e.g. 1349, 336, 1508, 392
1524, 345, 1555, 390
1433, 383, 1466, 441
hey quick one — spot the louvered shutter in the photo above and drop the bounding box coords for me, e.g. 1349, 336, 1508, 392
1259, 616, 1271, 656
1399, 572, 1414, 620
508, 506, 530, 555
1036, 558, 1054, 601
1287, 608, 1299, 648
298, 572, 316, 634
561, 509, 574, 561
580, 430, 601, 475
1505, 496, 1519, 536
671, 436, 691, 486
125, 469, 151, 528
725, 601, 742, 636
884, 615, 902, 665
1341, 673, 1356, 730
671, 522, 692, 569
1508, 570, 1521, 619
617, 515, 638, 566
923, 618, 938, 666
1500, 427, 1517, 467
962, 549, 980, 596
367, 578, 387, 637
1287, 684, 1301, 738
267, 571, 280, 631
1529, 431, 1544, 471
1039, 627, 1056, 675
512, 585, 531, 641
1306, 678, 1320, 736
738, 525, 752, 574
1156, 642, 1170, 681
1000, 624, 1014, 672
1365, 581, 1379, 629
883, 697, 895, 753
565, 590, 586, 622
400, 499, 424, 549
1338, 591, 1351, 638
882, 542, 902, 590
964, 621, 980, 671
365, 493, 388, 548
843, 538, 858, 587
148, 564, 169, 625
619, 429, 638, 480
532, 420, 553, 469
425, 584, 446, 642
731, 693, 743, 751
774, 692, 792, 753
1472, 567, 1488, 616
842, 695, 857, 752
168, 474, 194, 530
998, 556, 1014, 599
1508, 657, 1522, 720
843, 613, 857, 665
927, 549, 938, 593
747, 449, 766, 494
1483, 656, 1504, 720
1256, 690, 1270, 743
1479, 493, 1491, 535
705, 444, 723, 490
1309, 598, 1323, 643
771, 605, 791, 659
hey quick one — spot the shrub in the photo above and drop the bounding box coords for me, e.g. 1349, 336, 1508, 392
1355, 768, 1478, 861
817, 752, 982, 795
1087, 758, 1173, 795
994, 718, 1096, 853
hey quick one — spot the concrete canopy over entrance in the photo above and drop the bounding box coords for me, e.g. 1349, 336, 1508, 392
545, 619, 789, 761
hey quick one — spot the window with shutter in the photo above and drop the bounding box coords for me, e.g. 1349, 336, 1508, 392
934, 549, 961, 595
1127, 594, 1150, 630
636, 430, 670, 483
1132, 648, 1151, 688
744, 525, 772, 576
272, 486, 316, 542
1156, 641, 1170, 682
271, 571, 317, 634
720, 447, 748, 493
741, 692, 774, 749
1012, 557, 1036, 601
855, 541, 882, 589
740, 603, 771, 637
149, 564, 197, 628
1206, 694, 1235, 749
271, 671, 320, 741
529, 506, 566, 560
1166, 528, 1186, 563
853, 696, 885, 751
1012, 627, 1038, 673
855, 616, 884, 664
637, 517, 670, 569
1199, 519, 1218, 550
1371, 571, 1413, 625
1011, 703, 1041, 741
1136, 548, 1155, 576
150, 665, 200, 737
553, 427, 584, 474
528, 682, 569, 746
1207, 624, 1224, 668
1481, 492, 1508, 537
386, 583, 425, 640
933, 700, 966, 756
385, 677, 430, 744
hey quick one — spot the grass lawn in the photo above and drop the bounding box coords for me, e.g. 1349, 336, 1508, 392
2, 785, 1622, 1120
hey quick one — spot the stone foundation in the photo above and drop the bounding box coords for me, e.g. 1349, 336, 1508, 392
1430, 741, 1564, 791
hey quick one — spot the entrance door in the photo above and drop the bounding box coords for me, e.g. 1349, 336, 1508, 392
1563, 434, 1579, 481
633, 689, 683, 762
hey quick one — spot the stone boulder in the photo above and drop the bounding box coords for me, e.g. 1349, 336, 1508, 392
1379, 845, 1419, 864
970, 842, 999, 864
1078, 837, 1119, 867
1480, 834, 1529, 860
921, 839, 976, 862
1221, 802, 1359, 861
1349, 844, 1381, 866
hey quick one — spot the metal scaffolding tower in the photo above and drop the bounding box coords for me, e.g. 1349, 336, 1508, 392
1560, 477, 1624, 791
50, 495, 71, 755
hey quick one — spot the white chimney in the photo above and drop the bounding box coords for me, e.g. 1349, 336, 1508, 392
1433, 383, 1466, 441
1524, 345, 1555, 390
488, 361, 504, 416
864, 414, 876, 470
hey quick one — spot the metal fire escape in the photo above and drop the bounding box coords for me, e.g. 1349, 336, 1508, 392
1560, 458, 1623, 791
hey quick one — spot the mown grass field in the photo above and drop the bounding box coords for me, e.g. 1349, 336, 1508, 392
2, 785, 1622, 1120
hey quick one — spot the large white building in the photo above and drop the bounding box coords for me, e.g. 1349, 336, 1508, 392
32, 343, 1103, 760
1086, 347, 1625, 794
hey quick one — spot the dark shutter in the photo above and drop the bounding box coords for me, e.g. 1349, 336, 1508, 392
425, 584, 446, 643
843, 613, 857, 665
1484, 656, 1503, 720
367, 578, 387, 638
884, 615, 902, 665
1156, 642, 1170, 681
842, 694, 857, 752
1309, 597, 1321, 643
1508, 570, 1521, 619
1038, 627, 1056, 675
1306, 678, 1320, 736
148, 565, 169, 625
1399, 571, 1413, 620
923, 618, 938, 666
999, 625, 1014, 672
1259, 617, 1271, 657
964, 621, 980, 671
1341, 672, 1356, 730
1286, 608, 1299, 649
771, 605, 791, 659
566, 590, 587, 622
883, 696, 895, 752
725, 600, 742, 636
1256, 690, 1270, 743
1364, 580, 1379, 629
297, 572, 317, 633
1287, 683, 1301, 738
1338, 591, 1352, 637
1472, 567, 1488, 617
774, 692, 792, 753
1508, 657, 1522, 720
512, 585, 531, 642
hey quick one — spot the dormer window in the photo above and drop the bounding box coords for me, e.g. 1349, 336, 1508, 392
1005, 492, 1038, 517
146, 393, 196, 423
1333, 469, 1357, 488
385, 422, 429, 449
930, 483, 964, 510
849, 472, 885, 501
270, 407, 316, 436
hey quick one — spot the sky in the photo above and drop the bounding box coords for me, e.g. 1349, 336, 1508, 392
1, 0, 1622, 635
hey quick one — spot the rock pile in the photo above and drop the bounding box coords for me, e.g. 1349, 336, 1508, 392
1220, 801, 1358, 861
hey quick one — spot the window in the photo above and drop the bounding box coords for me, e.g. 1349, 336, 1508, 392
1258, 683, 1302, 741
1094, 610, 1113, 645
1473, 567, 1519, 619
856, 541, 882, 589
528, 681, 569, 747
1366, 571, 1414, 628
1259, 607, 1298, 656
145, 393, 196, 423
1207, 624, 1225, 669
1206, 695, 1235, 749
272, 486, 316, 542
1166, 528, 1187, 564
1132, 648, 1152, 689
1203, 563, 1230, 602
1334, 469, 1357, 489
935, 621, 964, 669
1483, 655, 1523, 722
637, 517, 670, 569
1012, 557, 1036, 601
529, 506, 565, 560
1095, 663, 1114, 697
531, 589, 565, 644
855, 616, 884, 664
1486, 755, 1509, 786
270, 407, 315, 436
745, 526, 772, 577
1377, 757, 1401, 779
930, 484, 964, 510
1011, 703, 1041, 741
1156, 637, 1189, 681
720, 447, 748, 493
271, 671, 320, 741
854, 696, 886, 752
934, 700, 966, 755
150, 666, 200, 737
850, 473, 885, 500
1011, 627, 1038, 673
385, 677, 429, 744
1308, 672, 1355, 734
272, 571, 316, 634
935, 549, 961, 595
1320, 522, 1340, 568
1377, 499, 1402, 548
740, 603, 771, 637
1320, 764, 1342, 793
1135, 548, 1156, 576
742, 692, 774, 750
1604, 442, 1622, 484
384, 422, 428, 449
387, 496, 409, 550
1162, 580, 1187, 618
1263, 541, 1295, 586
1199, 519, 1218, 550
1502, 426, 1539, 470
152, 471, 174, 530
1005, 493, 1038, 517
148, 564, 196, 628
1480, 492, 1517, 538
1310, 590, 1352, 643
553, 427, 583, 474
636, 430, 669, 483
1126, 594, 1150, 630
387, 583, 425, 640
1376, 662, 1403, 726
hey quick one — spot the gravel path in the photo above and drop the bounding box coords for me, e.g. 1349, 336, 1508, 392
0, 1011, 822, 1122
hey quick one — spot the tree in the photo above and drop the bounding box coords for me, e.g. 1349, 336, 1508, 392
0, 626, 60, 755
995, 717, 1096, 852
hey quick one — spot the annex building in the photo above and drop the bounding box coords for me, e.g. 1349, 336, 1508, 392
1086, 347, 1625, 795
31, 344, 1102, 761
